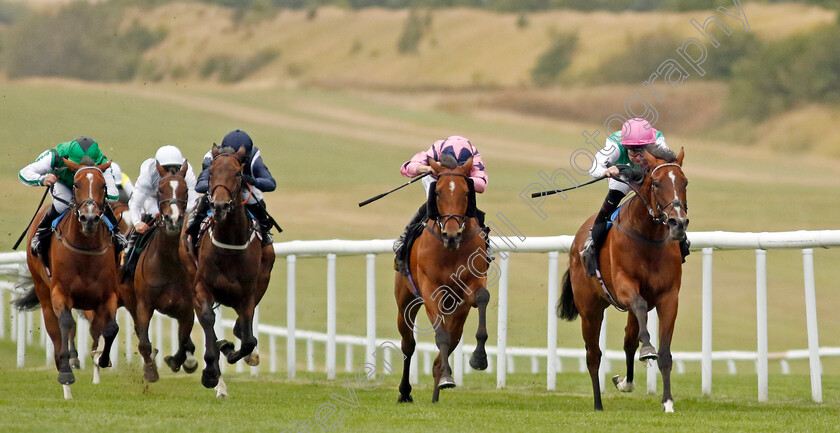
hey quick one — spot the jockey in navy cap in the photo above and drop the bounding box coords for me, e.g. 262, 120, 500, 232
186, 129, 277, 247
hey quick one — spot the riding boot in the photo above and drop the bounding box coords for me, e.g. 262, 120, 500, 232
679, 238, 691, 263
103, 204, 128, 253
31, 205, 60, 267
120, 229, 140, 276
580, 189, 625, 277
393, 203, 428, 271
475, 208, 494, 263
185, 195, 210, 248
245, 200, 274, 246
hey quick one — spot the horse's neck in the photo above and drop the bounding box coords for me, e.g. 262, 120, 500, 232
212, 205, 252, 243
623, 188, 668, 240
60, 212, 109, 248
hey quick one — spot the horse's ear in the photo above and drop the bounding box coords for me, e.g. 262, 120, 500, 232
235, 146, 247, 163
644, 150, 658, 168
177, 160, 189, 177
97, 161, 112, 173
676, 147, 684, 166
156, 161, 168, 177
428, 157, 443, 175
457, 157, 473, 176
211, 144, 220, 158
64, 158, 81, 173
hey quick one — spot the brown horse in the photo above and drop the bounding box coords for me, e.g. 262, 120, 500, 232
395, 154, 491, 403
119, 162, 197, 382
183, 145, 275, 397
558, 149, 687, 412
15, 159, 120, 399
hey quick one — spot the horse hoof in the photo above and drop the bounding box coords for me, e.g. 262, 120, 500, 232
183, 358, 199, 374
639, 346, 658, 361
69, 358, 81, 370
58, 371, 76, 385
216, 340, 235, 356
244, 353, 260, 367
438, 376, 456, 390
397, 395, 414, 403
143, 362, 160, 383
612, 375, 634, 392
98, 355, 112, 369
164, 355, 181, 373
201, 370, 219, 389
469, 352, 488, 371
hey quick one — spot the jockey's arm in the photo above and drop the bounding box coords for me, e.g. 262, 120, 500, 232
128, 160, 155, 224
184, 162, 200, 213
194, 152, 212, 194
590, 139, 621, 178
468, 150, 487, 193
103, 165, 119, 201
18, 150, 55, 187
249, 150, 276, 193
400, 149, 433, 178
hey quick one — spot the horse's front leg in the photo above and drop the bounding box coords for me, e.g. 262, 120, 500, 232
165, 307, 196, 373
54, 298, 76, 387
195, 281, 220, 389
219, 304, 257, 365
613, 311, 640, 393
469, 286, 490, 371
94, 293, 119, 370
656, 291, 679, 413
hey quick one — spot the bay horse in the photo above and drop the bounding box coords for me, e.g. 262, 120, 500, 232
184, 145, 275, 397
558, 148, 687, 412
14, 158, 120, 399
119, 161, 197, 382
395, 154, 491, 403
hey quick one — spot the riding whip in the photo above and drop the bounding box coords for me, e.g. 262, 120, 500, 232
13, 186, 51, 250
530, 176, 606, 198
358, 172, 431, 207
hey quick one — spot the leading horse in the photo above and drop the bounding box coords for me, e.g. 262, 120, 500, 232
15, 158, 120, 399
395, 154, 491, 403
558, 148, 687, 412
184, 145, 275, 397
119, 161, 198, 383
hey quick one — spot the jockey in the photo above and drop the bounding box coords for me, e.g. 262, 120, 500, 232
580, 118, 689, 276
110, 161, 134, 206
18, 136, 128, 261
123, 145, 198, 268
393, 135, 488, 270
186, 129, 277, 246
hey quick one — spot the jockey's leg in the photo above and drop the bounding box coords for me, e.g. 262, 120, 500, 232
184, 195, 209, 247
102, 204, 128, 252
581, 188, 625, 276
245, 199, 274, 246
31, 205, 61, 267
393, 203, 427, 271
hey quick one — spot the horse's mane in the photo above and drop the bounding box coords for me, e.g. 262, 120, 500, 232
217, 146, 236, 155
440, 154, 458, 170
79, 156, 95, 166
644, 144, 676, 163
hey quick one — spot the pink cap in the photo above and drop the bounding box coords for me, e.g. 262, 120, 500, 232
620, 118, 657, 147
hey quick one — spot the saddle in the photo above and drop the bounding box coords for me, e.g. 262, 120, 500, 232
396, 219, 427, 276
120, 223, 158, 282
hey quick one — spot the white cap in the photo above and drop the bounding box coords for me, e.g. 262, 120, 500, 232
155, 145, 185, 166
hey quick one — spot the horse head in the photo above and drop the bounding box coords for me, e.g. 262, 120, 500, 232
156, 161, 189, 235
430, 154, 473, 250
209, 145, 247, 222
64, 158, 111, 235
644, 147, 688, 241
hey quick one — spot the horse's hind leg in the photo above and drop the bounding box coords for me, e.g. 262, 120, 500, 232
656, 292, 679, 413
93, 293, 119, 370
469, 287, 490, 371
581, 308, 606, 411
396, 288, 420, 403
165, 308, 195, 373
613, 311, 641, 393
67, 318, 80, 369
219, 307, 257, 364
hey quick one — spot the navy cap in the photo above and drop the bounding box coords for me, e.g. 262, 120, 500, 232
221, 129, 253, 154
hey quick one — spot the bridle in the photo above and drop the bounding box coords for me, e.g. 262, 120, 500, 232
433, 172, 469, 236
156, 173, 189, 215
208, 153, 251, 210
617, 162, 686, 225
71, 166, 107, 224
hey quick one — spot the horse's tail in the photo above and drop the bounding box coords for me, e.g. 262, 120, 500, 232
13, 275, 40, 311
557, 268, 578, 321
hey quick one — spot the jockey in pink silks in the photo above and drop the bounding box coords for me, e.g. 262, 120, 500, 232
393, 135, 488, 271
579, 118, 690, 276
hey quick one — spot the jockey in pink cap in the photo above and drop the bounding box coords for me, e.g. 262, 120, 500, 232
579, 118, 689, 276
393, 135, 488, 271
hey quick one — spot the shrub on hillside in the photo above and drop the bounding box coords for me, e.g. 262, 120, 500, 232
728, 24, 840, 119
0, 0, 26, 25
200, 49, 281, 82
530, 31, 578, 86
592, 30, 683, 84
4, 3, 165, 81
396, 8, 425, 54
